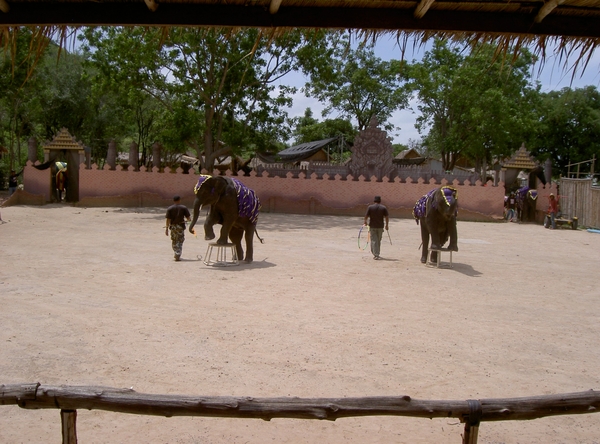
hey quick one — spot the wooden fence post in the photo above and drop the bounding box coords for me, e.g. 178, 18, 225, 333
462, 399, 482, 444
60, 409, 77, 444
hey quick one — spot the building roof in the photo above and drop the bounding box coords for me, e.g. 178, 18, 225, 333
42, 128, 85, 151
278, 137, 338, 163
502, 143, 538, 170
392, 148, 426, 165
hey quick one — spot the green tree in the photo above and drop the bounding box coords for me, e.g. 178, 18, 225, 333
407, 39, 540, 173
530, 86, 600, 177
290, 108, 356, 145
82, 27, 330, 171
303, 40, 410, 132
35, 48, 93, 140
0, 28, 43, 171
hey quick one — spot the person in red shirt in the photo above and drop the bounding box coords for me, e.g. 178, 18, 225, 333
547, 193, 558, 229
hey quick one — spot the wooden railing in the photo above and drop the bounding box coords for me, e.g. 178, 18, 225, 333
2, 384, 599, 444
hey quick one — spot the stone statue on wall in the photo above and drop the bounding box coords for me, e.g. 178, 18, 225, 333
350, 117, 394, 180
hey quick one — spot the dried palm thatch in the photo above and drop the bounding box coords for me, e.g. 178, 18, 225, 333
1, 0, 599, 77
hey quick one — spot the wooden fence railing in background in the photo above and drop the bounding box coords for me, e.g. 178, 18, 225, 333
2, 384, 599, 444
559, 178, 600, 229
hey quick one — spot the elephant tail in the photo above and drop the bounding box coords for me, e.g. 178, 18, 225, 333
255, 227, 265, 244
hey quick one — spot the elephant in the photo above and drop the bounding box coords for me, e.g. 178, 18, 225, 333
515, 186, 538, 222
189, 175, 262, 263
412, 186, 459, 264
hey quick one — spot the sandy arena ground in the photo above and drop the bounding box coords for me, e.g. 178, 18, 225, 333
1, 202, 599, 443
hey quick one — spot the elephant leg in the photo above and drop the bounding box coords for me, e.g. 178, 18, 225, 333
429, 226, 443, 250
420, 221, 429, 264
228, 226, 244, 261
243, 225, 255, 264
448, 217, 459, 251
217, 217, 235, 245
203, 212, 218, 241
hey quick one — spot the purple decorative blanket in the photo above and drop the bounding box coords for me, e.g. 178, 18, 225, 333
516, 186, 537, 207
231, 178, 261, 225
412, 188, 437, 222
412, 186, 458, 224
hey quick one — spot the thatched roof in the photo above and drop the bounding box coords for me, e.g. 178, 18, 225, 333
1, 0, 599, 71
1, 0, 599, 38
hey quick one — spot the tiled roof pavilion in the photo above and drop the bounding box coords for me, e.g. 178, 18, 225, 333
502, 143, 538, 170
42, 128, 84, 152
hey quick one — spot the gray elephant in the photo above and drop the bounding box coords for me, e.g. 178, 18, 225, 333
412, 186, 459, 264
189, 175, 262, 263
515, 186, 538, 223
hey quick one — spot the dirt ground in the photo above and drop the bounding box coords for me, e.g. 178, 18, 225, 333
1, 201, 599, 443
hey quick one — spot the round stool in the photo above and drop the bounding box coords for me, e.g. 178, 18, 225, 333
203, 243, 239, 267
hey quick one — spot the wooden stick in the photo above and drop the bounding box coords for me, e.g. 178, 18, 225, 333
61, 410, 77, 444
2, 384, 599, 423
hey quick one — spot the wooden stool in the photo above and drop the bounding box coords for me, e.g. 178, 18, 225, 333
426, 248, 453, 268
204, 243, 239, 267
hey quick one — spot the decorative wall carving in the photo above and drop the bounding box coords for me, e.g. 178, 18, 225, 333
350, 117, 394, 180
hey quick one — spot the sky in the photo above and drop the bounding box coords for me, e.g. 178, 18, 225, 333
280, 36, 600, 146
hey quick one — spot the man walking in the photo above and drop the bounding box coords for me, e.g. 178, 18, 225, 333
165, 195, 191, 261
364, 196, 389, 260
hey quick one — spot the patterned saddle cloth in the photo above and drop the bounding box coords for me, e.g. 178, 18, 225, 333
412, 186, 457, 223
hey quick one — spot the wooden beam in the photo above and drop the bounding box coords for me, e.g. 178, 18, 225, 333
0, 0, 10, 14
0, 4, 599, 39
534, 0, 566, 23
143, 0, 159, 13
414, 0, 436, 19
3, 384, 600, 423
269, 0, 283, 15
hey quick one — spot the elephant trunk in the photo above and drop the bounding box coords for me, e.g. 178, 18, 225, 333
189, 197, 201, 234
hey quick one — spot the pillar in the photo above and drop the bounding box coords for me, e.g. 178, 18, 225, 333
107, 139, 116, 170
152, 142, 161, 170
129, 141, 139, 171
84, 146, 91, 169
544, 158, 552, 185
28, 137, 37, 164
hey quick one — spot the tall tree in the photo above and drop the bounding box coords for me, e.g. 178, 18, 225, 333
82, 27, 331, 171
303, 39, 410, 132
290, 108, 356, 145
35, 48, 93, 140
0, 28, 43, 170
530, 86, 600, 176
407, 39, 540, 173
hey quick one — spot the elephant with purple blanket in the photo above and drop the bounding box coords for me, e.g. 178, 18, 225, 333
515, 186, 538, 223
189, 175, 261, 263
413, 186, 459, 264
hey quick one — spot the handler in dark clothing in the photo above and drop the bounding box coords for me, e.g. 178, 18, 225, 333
8, 169, 23, 195
165, 195, 191, 261
363, 196, 389, 260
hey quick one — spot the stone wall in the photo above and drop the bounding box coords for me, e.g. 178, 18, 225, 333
20, 161, 517, 221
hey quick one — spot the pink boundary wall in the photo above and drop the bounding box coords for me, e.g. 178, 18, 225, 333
22, 161, 558, 221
